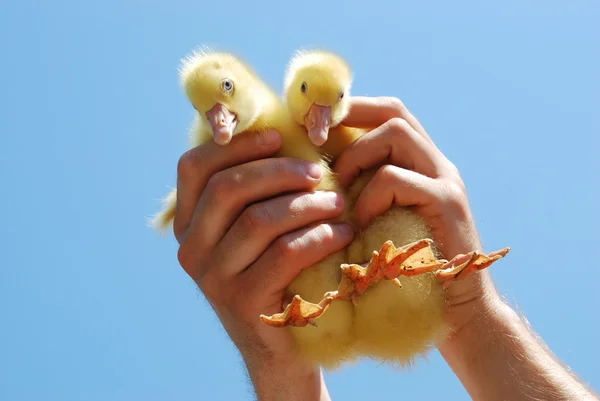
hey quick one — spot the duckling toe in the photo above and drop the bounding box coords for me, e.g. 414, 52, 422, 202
260, 294, 334, 328
436, 247, 511, 286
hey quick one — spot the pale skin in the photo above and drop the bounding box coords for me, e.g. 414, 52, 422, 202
173, 97, 598, 401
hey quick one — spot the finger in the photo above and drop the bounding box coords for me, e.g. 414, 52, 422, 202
342, 96, 434, 143
353, 165, 439, 228
214, 191, 346, 278
334, 117, 446, 187
174, 129, 282, 242
238, 223, 355, 299
184, 157, 324, 250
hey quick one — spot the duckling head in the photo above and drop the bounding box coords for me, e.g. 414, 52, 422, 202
284, 50, 352, 146
180, 49, 265, 145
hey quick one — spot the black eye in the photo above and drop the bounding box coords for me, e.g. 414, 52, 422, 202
300, 81, 307, 94
221, 79, 234, 93
339, 92, 344, 100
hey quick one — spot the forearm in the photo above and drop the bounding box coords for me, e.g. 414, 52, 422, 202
243, 353, 331, 401
439, 283, 597, 400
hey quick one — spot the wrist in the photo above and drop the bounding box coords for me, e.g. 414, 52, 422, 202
437, 288, 507, 353
241, 351, 329, 401
436, 294, 512, 399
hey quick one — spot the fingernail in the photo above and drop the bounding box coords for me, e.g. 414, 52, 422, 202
322, 191, 344, 207
335, 223, 354, 238
303, 162, 323, 180
257, 129, 280, 146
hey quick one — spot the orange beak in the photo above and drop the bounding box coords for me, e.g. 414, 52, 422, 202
305, 104, 332, 146
205, 103, 238, 145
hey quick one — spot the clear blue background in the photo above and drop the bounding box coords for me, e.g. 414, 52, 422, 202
1, 1, 598, 400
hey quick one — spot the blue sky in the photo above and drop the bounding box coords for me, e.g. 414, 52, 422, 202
1, 1, 598, 400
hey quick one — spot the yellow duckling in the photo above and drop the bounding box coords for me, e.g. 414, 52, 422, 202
282, 49, 510, 365
151, 48, 361, 369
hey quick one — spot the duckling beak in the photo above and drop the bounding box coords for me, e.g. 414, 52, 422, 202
206, 103, 238, 145
305, 104, 331, 147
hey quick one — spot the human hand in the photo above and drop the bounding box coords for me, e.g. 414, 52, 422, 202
173, 129, 351, 399
334, 96, 500, 335
331, 97, 598, 401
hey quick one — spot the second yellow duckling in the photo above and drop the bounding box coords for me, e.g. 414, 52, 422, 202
282, 49, 510, 365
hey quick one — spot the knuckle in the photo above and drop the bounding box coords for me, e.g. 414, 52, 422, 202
385, 117, 411, 136
205, 171, 237, 204
177, 242, 197, 277
441, 181, 469, 217
176, 245, 190, 271
177, 239, 213, 280
273, 235, 302, 264
176, 149, 199, 179
382, 96, 407, 117
172, 220, 186, 244
447, 160, 461, 177
449, 165, 466, 191
441, 154, 462, 178
448, 181, 466, 201
178, 244, 220, 300
376, 164, 398, 183
449, 163, 467, 191
241, 203, 274, 233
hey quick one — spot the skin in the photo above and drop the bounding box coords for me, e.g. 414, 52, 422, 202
173, 97, 598, 401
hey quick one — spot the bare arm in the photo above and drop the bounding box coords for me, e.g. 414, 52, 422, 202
439, 276, 598, 401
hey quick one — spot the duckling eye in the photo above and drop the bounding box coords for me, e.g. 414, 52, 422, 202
221, 79, 234, 94
300, 81, 307, 94
338, 92, 345, 101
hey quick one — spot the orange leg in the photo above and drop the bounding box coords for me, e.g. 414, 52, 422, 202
260, 295, 334, 328
260, 244, 511, 328
325, 239, 444, 304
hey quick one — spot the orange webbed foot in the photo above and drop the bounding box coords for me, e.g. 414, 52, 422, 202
260, 295, 334, 328
382, 238, 448, 280
436, 247, 511, 287
325, 239, 443, 304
